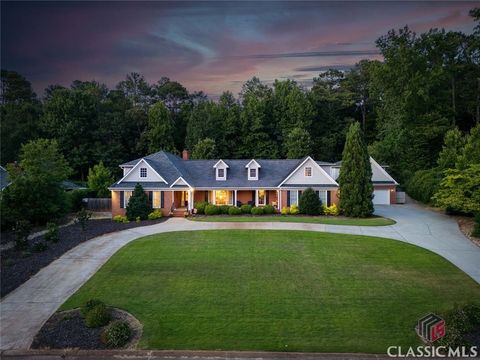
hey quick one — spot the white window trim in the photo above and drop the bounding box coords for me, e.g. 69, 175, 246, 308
216, 168, 226, 181
256, 189, 266, 206
246, 159, 260, 181
117, 158, 167, 184
248, 168, 257, 180
140, 167, 147, 178
153, 191, 161, 209
304, 167, 312, 177
289, 190, 299, 206
278, 156, 338, 187
124, 191, 132, 208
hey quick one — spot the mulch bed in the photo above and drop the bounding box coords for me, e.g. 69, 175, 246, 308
31, 308, 142, 349
0, 218, 166, 298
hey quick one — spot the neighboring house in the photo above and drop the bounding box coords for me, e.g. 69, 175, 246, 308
0, 166, 11, 191
61, 180, 87, 192
109, 150, 398, 217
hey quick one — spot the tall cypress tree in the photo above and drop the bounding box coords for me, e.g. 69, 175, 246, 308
338, 122, 374, 217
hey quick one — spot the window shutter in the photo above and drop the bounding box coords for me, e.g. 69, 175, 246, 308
160, 191, 164, 208
251, 190, 255, 201
266, 191, 269, 204
120, 191, 124, 209
205, 192, 208, 202
148, 191, 153, 206
298, 190, 302, 198
287, 191, 290, 207
327, 191, 331, 206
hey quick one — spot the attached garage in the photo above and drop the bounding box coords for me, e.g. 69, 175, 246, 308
373, 189, 390, 205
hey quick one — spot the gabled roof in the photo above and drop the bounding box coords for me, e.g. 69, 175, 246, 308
0, 166, 11, 190
245, 159, 261, 168
213, 159, 229, 168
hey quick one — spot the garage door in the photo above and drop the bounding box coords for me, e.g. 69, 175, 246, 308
373, 190, 390, 205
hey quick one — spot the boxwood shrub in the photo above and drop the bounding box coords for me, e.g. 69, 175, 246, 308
228, 206, 242, 215
194, 201, 208, 215
80, 299, 104, 317
84, 303, 111, 328
240, 204, 252, 214
263, 204, 274, 214
251, 207, 264, 215
101, 320, 131, 348
204, 204, 220, 215
219, 205, 230, 214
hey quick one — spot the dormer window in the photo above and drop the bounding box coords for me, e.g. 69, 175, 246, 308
304, 167, 312, 177
213, 160, 228, 181
246, 159, 260, 181
140, 167, 147, 178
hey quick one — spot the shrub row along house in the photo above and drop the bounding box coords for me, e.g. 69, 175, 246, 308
109, 150, 398, 217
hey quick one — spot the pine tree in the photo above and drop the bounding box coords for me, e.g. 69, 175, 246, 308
285, 127, 312, 158
192, 138, 217, 159
126, 184, 152, 221
146, 102, 176, 153
338, 122, 374, 217
437, 127, 465, 170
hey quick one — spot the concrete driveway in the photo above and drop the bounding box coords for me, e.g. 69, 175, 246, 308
1, 203, 479, 350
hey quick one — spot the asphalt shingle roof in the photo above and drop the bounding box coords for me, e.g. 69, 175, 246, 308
0, 166, 10, 190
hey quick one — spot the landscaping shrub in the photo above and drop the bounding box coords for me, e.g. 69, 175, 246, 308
44, 222, 59, 243
14, 220, 32, 249
281, 206, 290, 215
84, 303, 111, 328
112, 215, 128, 223
241, 204, 252, 214
101, 320, 131, 348
263, 204, 275, 214
32, 242, 48, 252
437, 304, 480, 348
323, 204, 340, 216
80, 299, 105, 317
147, 209, 162, 220
228, 206, 242, 215
194, 201, 208, 215
67, 189, 90, 212
126, 184, 152, 221
290, 205, 300, 215
251, 207, 264, 215
219, 205, 230, 214
204, 204, 220, 215
87, 161, 113, 198
406, 168, 442, 204
136, 216, 141, 223
75, 208, 92, 231
298, 188, 322, 215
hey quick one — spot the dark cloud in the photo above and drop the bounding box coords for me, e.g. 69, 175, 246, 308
244, 50, 381, 59
295, 64, 355, 72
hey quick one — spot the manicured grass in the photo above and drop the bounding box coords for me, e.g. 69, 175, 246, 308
61, 230, 480, 353
189, 215, 396, 226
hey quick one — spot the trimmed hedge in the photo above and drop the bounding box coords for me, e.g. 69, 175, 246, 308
219, 205, 230, 214
406, 168, 442, 204
251, 207, 264, 215
228, 207, 242, 215
195, 201, 208, 215
263, 205, 275, 214
241, 204, 252, 214
204, 204, 220, 215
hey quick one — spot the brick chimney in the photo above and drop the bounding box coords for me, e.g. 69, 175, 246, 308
182, 149, 190, 160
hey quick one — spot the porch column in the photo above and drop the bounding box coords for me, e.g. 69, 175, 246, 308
188, 190, 193, 211
255, 190, 258, 207
277, 190, 280, 210
234, 190, 237, 207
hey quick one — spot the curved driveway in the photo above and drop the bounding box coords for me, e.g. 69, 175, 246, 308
1, 203, 479, 350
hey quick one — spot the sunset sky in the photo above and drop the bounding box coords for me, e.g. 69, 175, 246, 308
1, 1, 476, 98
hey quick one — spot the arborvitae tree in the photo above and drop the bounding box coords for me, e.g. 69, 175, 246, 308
192, 138, 217, 159
338, 122, 374, 217
298, 187, 322, 215
126, 183, 152, 221
285, 127, 312, 159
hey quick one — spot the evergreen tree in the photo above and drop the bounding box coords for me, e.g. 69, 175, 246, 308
456, 124, 480, 169
298, 187, 322, 215
338, 122, 374, 217
126, 184, 152, 220
192, 138, 217, 159
285, 127, 312, 159
87, 161, 113, 197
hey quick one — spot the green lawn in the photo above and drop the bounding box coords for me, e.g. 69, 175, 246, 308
189, 215, 396, 226
61, 230, 480, 353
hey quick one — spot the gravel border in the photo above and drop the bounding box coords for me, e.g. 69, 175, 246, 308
1, 218, 166, 297
31, 308, 142, 349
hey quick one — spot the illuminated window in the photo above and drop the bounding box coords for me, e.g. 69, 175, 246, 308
258, 190, 265, 205
124, 191, 132, 207
153, 191, 161, 208
140, 167, 147, 178
215, 190, 232, 205
304, 167, 312, 177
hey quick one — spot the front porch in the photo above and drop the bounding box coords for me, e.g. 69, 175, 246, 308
192, 189, 279, 209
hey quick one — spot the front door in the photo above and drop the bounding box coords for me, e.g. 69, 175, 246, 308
174, 191, 188, 208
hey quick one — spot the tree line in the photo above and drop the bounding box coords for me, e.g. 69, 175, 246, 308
1, 8, 479, 186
